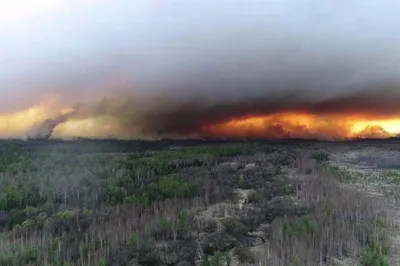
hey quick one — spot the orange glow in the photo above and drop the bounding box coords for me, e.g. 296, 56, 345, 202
0, 110, 118, 139
201, 113, 400, 140
0, 93, 72, 138
1, 105, 400, 140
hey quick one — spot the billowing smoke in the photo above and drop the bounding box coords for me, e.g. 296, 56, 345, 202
2, 0, 400, 139
24, 112, 75, 140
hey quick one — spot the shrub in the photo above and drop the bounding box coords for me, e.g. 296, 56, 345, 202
177, 212, 189, 237
200, 251, 229, 266
0, 252, 15, 266
20, 247, 38, 264
0, 184, 46, 211
360, 242, 389, 266
55, 210, 75, 221
221, 217, 250, 238
129, 232, 137, 248
104, 184, 125, 204
284, 215, 318, 237
98, 258, 107, 266
246, 190, 260, 204
82, 208, 93, 216
157, 175, 196, 199
21, 219, 35, 229
125, 175, 196, 206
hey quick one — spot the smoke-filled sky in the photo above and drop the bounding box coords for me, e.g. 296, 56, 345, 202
2, 0, 400, 140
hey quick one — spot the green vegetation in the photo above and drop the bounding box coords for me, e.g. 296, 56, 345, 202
323, 164, 355, 183
176, 212, 190, 236
311, 151, 329, 162
0, 139, 393, 265
382, 170, 400, 185
360, 241, 389, 266
200, 251, 229, 266
0, 246, 38, 266
0, 140, 260, 265
129, 232, 137, 248
123, 174, 196, 206
284, 215, 318, 237
98, 258, 107, 266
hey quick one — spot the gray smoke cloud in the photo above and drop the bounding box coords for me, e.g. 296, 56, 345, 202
1, 0, 400, 139
24, 112, 76, 140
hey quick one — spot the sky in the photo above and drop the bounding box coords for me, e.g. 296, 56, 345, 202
1, 0, 400, 139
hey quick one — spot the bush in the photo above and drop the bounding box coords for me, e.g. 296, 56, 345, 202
221, 217, 250, 238
0, 246, 38, 266
158, 175, 195, 198
177, 212, 189, 237
98, 258, 107, 266
104, 184, 125, 204
0, 252, 15, 266
200, 251, 229, 266
360, 242, 389, 266
125, 175, 196, 206
284, 215, 318, 237
55, 210, 75, 221
20, 247, 38, 264
129, 232, 137, 247
21, 219, 35, 229
246, 190, 261, 204
0, 184, 47, 211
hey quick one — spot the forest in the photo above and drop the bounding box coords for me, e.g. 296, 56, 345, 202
0, 139, 393, 266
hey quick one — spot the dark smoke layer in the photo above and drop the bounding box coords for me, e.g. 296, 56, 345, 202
1, 0, 400, 139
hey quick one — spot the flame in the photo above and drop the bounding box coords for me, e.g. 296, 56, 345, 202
201, 112, 400, 140
1, 105, 400, 140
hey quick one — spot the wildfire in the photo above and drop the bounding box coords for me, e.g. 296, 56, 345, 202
201, 112, 400, 140
1, 105, 400, 140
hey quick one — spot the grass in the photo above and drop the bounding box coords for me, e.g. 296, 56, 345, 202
322, 164, 356, 183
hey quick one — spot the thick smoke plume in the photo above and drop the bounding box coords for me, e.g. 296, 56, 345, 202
24, 112, 75, 140
2, 0, 400, 139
